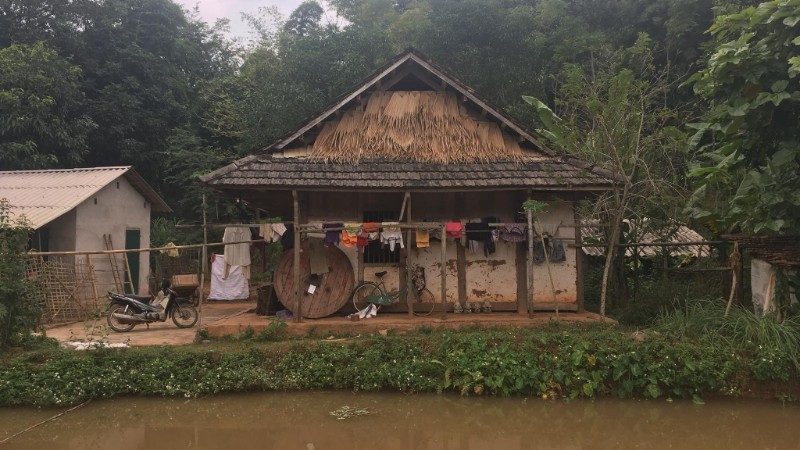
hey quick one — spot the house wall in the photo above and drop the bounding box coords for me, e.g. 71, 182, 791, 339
46, 209, 77, 253
300, 191, 578, 307
74, 175, 152, 295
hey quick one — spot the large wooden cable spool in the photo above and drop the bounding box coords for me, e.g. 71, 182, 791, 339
273, 240, 354, 319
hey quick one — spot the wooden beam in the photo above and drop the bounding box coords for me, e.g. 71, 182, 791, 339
292, 190, 302, 323
526, 207, 535, 318
516, 242, 527, 315
440, 224, 448, 320
405, 192, 414, 317
574, 204, 585, 312
457, 240, 467, 307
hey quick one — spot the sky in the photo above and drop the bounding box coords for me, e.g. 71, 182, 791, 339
174, 0, 306, 40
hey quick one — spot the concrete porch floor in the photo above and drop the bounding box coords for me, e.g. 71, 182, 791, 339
206, 310, 613, 338
44, 302, 613, 346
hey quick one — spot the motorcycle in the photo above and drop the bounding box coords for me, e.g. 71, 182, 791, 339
106, 280, 199, 332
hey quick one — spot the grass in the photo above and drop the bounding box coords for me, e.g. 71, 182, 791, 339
655, 298, 800, 370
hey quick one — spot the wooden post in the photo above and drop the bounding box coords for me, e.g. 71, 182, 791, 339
574, 206, 584, 312
198, 193, 208, 331
456, 241, 467, 307
440, 223, 447, 320
404, 192, 414, 317
292, 190, 302, 323
526, 208, 535, 318
516, 243, 528, 315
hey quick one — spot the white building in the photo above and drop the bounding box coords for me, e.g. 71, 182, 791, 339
0, 166, 171, 295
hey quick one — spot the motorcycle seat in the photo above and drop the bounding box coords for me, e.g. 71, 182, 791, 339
125, 294, 153, 302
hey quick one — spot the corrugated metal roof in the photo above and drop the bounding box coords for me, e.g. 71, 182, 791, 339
0, 166, 171, 229
581, 220, 711, 257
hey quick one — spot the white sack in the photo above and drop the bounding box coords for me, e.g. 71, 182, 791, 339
209, 254, 249, 300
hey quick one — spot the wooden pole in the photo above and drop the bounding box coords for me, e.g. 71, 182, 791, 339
404, 192, 414, 317
292, 190, 302, 323
440, 224, 447, 320
526, 209, 535, 318
574, 206, 584, 312
198, 194, 208, 331
456, 241, 467, 308
539, 232, 559, 320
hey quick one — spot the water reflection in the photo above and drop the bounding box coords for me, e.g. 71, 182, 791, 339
1, 392, 799, 449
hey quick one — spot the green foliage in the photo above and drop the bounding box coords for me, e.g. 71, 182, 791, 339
1, 327, 796, 406
686, 0, 800, 235
0, 200, 39, 349
655, 298, 800, 375
0, 42, 95, 169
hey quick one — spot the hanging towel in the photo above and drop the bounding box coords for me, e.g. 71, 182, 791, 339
208, 254, 249, 300
445, 220, 464, 239
381, 222, 404, 252
341, 222, 359, 247
416, 229, 430, 248
306, 222, 325, 239
308, 238, 329, 275
323, 222, 343, 247
223, 226, 251, 279
362, 222, 380, 241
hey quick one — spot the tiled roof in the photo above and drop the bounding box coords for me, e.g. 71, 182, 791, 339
203, 156, 613, 190
0, 166, 171, 229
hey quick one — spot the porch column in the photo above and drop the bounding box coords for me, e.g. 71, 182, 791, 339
292, 190, 302, 323
403, 192, 414, 316
526, 206, 535, 318
440, 223, 447, 320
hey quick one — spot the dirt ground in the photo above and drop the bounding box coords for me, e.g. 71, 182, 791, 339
45, 301, 254, 346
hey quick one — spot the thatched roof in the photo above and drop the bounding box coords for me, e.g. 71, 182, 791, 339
201, 49, 618, 190
309, 91, 523, 163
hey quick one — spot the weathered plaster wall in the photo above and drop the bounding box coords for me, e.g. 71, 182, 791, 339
74, 175, 152, 294
301, 191, 577, 306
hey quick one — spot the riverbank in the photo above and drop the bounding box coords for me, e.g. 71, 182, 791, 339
1, 325, 797, 407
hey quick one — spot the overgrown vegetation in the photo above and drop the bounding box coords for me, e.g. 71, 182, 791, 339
0, 200, 38, 349
655, 298, 800, 372
0, 327, 797, 407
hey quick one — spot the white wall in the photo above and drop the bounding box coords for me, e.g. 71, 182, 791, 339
74, 175, 152, 294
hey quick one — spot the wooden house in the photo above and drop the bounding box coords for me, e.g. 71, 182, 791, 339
201, 49, 615, 319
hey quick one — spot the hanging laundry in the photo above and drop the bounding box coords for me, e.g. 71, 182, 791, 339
223, 226, 251, 279
532, 239, 546, 264
306, 222, 325, 239
445, 220, 464, 239
356, 230, 370, 247
308, 238, 329, 275
260, 222, 288, 243
381, 222, 404, 252
550, 238, 567, 262
341, 222, 360, 247
361, 222, 380, 241
416, 229, 430, 248
499, 223, 526, 243
161, 242, 179, 257
323, 222, 343, 247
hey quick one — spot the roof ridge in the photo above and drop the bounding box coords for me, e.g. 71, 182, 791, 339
0, 166, 131, 175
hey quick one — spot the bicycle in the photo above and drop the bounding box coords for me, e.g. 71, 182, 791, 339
350, 265, 436, 316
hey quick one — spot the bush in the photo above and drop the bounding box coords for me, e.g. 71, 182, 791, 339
0, 327, 796, 407
0, 200, 39, 349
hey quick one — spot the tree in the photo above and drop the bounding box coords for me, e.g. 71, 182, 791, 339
0, 42, 96, 169
685, 0, 800, 236
525, 38, 686, 316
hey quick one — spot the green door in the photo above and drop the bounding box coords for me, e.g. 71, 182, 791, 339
125, 229, 141, 294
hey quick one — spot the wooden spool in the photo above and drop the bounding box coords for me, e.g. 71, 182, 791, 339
273, 241, 354, 319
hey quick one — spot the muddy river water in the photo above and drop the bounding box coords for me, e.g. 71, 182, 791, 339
1, 392, 798, 449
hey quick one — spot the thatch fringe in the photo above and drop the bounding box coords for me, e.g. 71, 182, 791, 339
309, 91, 525, 163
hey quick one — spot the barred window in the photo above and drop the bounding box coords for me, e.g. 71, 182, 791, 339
363, 211, 401, 264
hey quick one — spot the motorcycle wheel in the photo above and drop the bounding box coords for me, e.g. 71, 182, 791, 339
107, 305, 136, 332
172, 304, 198, 328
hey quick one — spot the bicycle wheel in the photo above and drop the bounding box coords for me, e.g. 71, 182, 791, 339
412, 288, 436, 316
351, 282, 382, 312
